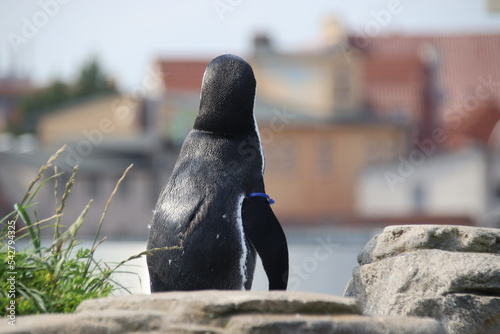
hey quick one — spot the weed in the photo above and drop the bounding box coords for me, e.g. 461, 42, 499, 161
0, 146, 178, 315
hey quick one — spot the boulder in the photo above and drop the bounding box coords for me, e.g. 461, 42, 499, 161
0, 310, 165, 334
225, 314, 445, 334
345, 225, 500, 334
1, 290, 445, 334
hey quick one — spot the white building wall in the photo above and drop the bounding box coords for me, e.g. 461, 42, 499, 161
357, 148, 487, 220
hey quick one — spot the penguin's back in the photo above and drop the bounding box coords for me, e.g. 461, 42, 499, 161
147, 129, 262, 290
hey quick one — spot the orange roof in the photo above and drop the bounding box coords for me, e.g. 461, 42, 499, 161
0, 77, 33, 97
364, 55, 425, 84
447, 99, 500, 147
361, 33, 500, 115
155, 33, 500, 146
156, 59, 209, 92
363, 54, 427, 123
358, 33, 500, 146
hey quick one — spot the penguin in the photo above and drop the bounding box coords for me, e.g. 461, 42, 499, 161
146, 54, 289, 292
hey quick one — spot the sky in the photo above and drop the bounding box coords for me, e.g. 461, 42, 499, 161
0, 0, 499, 91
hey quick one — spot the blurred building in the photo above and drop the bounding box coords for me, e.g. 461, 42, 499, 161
249, 32, 408, 225
150, 24, 409, 226
0, 74, 36, 219
0, 92, 177, 237
355, 33, 500, 227
37, 94, 144, 146
152, 59, 207, 143
2, 19, 500, 234
0, 75, 33, 132
488, 0, 500, 13
150, 22, 500, 228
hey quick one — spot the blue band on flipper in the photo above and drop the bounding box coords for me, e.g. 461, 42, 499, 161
247, 192, 275, 204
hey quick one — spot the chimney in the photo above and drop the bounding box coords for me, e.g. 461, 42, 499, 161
322, 15, 346, 48
253, 33, 273, 56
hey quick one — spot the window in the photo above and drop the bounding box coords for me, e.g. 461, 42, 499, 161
364, 139, 395, 163
281, 141, 296, 172
317, 139, 333, 176
494, 184, 500, 199
333, 69, 351, 107
265, 140, 296, 173
413, 183, 426, 213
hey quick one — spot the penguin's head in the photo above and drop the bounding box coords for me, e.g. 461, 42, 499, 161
194, 54, 256, 136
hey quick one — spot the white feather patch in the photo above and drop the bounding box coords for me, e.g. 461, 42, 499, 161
253, 113, 265, 175
235, 193, 248, 290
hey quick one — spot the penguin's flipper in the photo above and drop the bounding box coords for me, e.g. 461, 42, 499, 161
242, 196, 289, 290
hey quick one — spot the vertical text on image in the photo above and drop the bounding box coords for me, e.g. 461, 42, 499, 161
5, 219, 17, 327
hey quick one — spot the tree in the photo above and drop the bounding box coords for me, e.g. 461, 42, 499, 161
74, 58, 116, 98
20, 79, 71, 115
19, 57, 117, 132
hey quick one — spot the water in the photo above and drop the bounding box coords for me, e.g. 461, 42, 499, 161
90, 227, 380, 296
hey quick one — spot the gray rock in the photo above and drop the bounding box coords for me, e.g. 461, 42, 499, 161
345, 225, 500, 334
77, 290, 362, 325
226, 314, 445, 334
358, 224, 500, 265
1, 310, 164, 334
2, 290, 445, 334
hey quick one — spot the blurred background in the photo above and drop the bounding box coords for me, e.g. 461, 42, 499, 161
1, 0, 500, 295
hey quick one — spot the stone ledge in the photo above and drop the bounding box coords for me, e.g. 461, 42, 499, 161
226, 314, 445, 334
1, 291, 445, 334
77, 290, 362, 318
346, 224, 500, 334
358, 225, 500, 265
1, 310, 164, 334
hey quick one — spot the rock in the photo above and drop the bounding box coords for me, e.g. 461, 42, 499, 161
345, 225, 500, 334
0, 310, 164, 334
226, 314, 445, 334
357, 224, 500, 265
1, 290, 445, 334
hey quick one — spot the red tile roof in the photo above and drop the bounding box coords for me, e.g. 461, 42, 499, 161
364, 54, 425, 84
363, 54, 427, 123
156, 59, 209, 92
358, 33, 500, 146
448, 99, 500, 147
155, 33, 500, 147
0, 77, 33, 97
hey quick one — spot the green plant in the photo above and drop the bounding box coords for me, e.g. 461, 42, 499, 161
0, 146, 176, 315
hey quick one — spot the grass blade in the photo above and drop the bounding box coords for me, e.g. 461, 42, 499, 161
14, 203, 40, 254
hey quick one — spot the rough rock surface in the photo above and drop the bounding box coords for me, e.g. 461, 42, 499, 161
345, 225, 500, 334
1, 290, 445, 334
